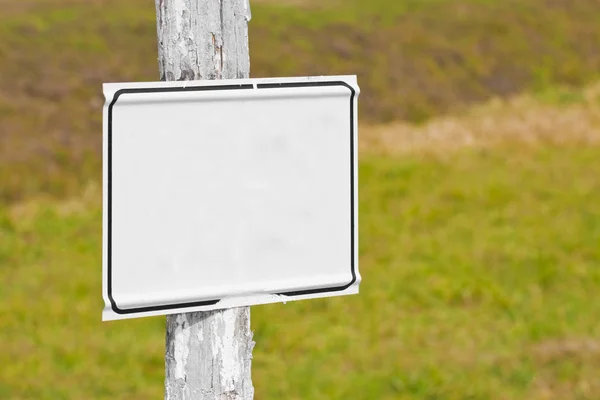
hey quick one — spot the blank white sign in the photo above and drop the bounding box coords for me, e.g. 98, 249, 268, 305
102, 75, 360, 321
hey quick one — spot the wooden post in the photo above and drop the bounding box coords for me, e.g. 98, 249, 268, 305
155, 0, 254, 399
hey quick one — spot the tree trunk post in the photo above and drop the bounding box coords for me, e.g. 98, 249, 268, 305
155, 0, 254, 399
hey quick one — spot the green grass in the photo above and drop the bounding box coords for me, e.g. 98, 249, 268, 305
2, 143, 599, 399
1, 0, 600, 398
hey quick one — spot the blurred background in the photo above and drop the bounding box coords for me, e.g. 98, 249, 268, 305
1, 0, 600, 398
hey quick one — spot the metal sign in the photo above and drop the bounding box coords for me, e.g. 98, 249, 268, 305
102, 75, 360, 321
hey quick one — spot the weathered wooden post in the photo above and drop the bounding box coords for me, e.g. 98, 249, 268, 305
104, 2, 358, 397
154, 1, 254, 398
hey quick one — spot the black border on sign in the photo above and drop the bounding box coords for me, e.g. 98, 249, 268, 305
107, 80, 357, 315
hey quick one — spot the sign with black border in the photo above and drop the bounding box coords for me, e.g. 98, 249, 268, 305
102, 76, 360, 321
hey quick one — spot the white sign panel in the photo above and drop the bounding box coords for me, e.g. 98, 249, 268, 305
102, 75, 360, 321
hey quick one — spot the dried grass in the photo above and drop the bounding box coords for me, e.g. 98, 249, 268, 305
360, 83, 600, 156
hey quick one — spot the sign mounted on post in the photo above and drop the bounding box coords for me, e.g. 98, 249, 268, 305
102, 75, 360, 321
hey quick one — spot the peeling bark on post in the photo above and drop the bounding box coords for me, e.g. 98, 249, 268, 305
164, 309, 254, 399
156, 0, 250, 82
155, 0, 254, 399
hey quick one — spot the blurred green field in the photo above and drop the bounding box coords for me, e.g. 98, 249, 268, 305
2, 141, 600, 399
1, 0, 600, 399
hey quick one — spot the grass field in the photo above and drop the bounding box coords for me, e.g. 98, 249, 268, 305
2, 0, 600, 202
2, 126, 600, 399
1, 0, 600, 398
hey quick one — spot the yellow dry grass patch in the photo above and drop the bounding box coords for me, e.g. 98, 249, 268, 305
8, 182, 101, 225
360, 83, 600, 156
